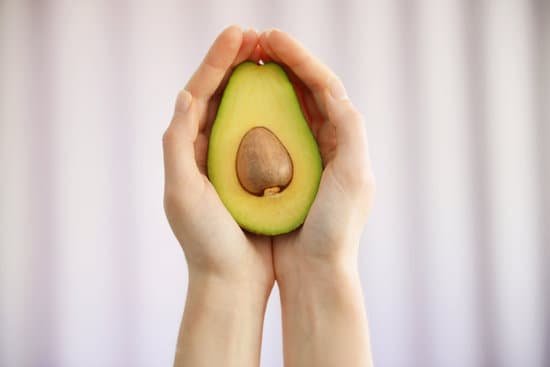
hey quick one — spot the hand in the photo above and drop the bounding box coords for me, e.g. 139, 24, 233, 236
259, 29, 375, 367
258, 29, 375, 281
162, 26, 274, 366
163, 26, 273, 291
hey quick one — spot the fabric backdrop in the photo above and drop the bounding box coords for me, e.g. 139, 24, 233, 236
1, 0, 548, 366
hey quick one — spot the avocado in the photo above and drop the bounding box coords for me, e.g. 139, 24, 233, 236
207, 61, 322, 235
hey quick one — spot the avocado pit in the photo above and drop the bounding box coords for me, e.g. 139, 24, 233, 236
236, 127, 293, 196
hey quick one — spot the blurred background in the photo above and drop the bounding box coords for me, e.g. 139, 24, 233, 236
0, 0, 548, 366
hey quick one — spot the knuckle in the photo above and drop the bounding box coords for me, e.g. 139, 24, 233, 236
348, 107, 365, 126
354, 110, 365, 123
176, 89, 190, 109
358, 170, 376, 195
338, 104, 364, 130
163, 189, 185, 217
162, 128, 175, 147
345, 165, 375, 195
358, 172, 376, 208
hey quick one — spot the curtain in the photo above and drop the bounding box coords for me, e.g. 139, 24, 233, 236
0, 0, 548, 366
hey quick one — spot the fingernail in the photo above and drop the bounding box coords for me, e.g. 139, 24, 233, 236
329, 77, 348, 101
247, 26, 258, 35
175, 89, 191, 113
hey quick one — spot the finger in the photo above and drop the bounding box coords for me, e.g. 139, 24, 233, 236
259, 29, 336, 96
257, 32, 276, 62
209, 28, 258, 100
250, 45, 262, 62
185, 25, 243, 101
233, 28, 258, 66
163, 90, 202, 190
324, 83, 373, 183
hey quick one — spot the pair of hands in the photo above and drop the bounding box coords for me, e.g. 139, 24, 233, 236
163, 26, 374, 298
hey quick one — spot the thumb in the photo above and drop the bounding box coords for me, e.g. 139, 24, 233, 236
162, 90, 203, 195
324, 78, 373, 190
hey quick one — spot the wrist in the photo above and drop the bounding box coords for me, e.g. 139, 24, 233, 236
276, 251, 360, 291
277, 254, 363, 311
187, 269, 273, 307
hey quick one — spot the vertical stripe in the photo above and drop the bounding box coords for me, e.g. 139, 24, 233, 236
464, 1, 497, 366
484, 1, 543, 365
26, 0, 58, 365
397, 1, 431, 366
0, 1, 33, 366
533, 0, 550, 364
104, 1, 139, 365
358, 1, 417, 365
416, 0, 479, 365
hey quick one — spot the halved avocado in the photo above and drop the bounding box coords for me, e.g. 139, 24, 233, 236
207, 61, 322, 235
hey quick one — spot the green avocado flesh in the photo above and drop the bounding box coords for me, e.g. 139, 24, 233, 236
207, 61, 323, 235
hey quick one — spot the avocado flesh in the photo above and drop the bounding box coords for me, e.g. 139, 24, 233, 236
207, 61, 322, 235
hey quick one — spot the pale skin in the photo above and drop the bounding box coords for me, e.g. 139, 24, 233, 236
163, 25, 375, 367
